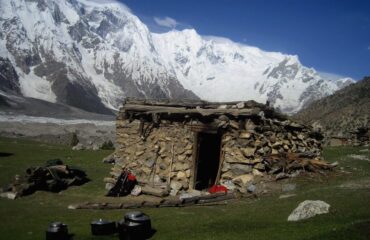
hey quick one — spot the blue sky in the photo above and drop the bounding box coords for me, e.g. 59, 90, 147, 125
122, 0, 370, 80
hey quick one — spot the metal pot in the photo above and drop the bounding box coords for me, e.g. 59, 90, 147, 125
46, 222, 68, 240
90, 219, 116, 236
118, 211, 152, 240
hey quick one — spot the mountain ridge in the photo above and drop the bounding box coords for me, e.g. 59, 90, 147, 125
293, 76, 370, 137
0, 0, 354, 115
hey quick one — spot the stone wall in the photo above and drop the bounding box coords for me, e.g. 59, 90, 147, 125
109, 112, 322, 195
113, 118, 194, 195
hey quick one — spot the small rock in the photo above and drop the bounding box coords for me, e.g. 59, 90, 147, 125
221, 180, 236, 190
232, 174, 254, 185
169, 189, 179, 196
0, 192, 18, 200
145, 159, 155, 168
92, 144, 100, 151
72, 143, 84, 151
242, 147, 256, 157
130, 185, 142, 196
236, 102, 245, 109
105, 183, 114, 191
185, 169, 191, 178
282, 183, 296, 192
135, 151, 145, 156
287, 200, 330, 221
239, 132, 252, 139
170, 181, 183, 191
102, 154, 115, 164
252, 169, 264, 176
245, 120, 256, 131
247, 184, 256, 193
279, 194, 296, 199
230, 163, 252, 175
179, 189, 202, 200
176, 171, 186, 179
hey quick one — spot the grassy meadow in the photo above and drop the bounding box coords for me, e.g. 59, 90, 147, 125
0, 137, 369, 240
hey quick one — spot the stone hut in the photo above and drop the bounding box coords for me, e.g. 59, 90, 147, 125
108, 99, 323, 195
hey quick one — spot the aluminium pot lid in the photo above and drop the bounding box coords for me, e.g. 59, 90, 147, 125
91, 219, 115, 225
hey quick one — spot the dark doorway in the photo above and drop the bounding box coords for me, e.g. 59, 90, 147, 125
194, 132, 222, 190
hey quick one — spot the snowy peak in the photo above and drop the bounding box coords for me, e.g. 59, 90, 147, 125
0, 0, 198, 114
0, 0, 353, 115
153, 29, 353, 113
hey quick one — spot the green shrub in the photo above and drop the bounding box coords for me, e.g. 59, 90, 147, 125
70, 132, 79, 147
101, 140, 115, 150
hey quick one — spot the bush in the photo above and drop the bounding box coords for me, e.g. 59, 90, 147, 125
70, 132, 79, 147
101, 140, 115, 150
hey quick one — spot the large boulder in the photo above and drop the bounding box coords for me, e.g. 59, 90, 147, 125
287, 200, 330, 221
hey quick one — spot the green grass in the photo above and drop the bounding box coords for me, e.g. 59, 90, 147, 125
0, 137, 369, 240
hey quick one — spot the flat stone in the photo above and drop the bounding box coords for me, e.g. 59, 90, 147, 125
236, 102, 245, 109
232, 174, 254, 185
239, 132, 252, 139
173, 162, 190, 171
176, 171, 186, 179
230, 163, 252, 175
0, 192, 18, 200
247, 184, 256, 193
170, 181, 183, 191
252, 169, 264, 176
177, 155, 186, 161
135, 151, 145, 156
221, 180, 236, 190
242, 147, 256, 157
245, 120, 256, 130
253, 163, 265, 171
145, 159, 155, 168
185, 169, 191, 178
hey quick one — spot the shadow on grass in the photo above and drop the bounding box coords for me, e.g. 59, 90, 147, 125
0, 152, 13, 157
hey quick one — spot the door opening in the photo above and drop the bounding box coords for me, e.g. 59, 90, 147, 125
194, 132, 222, 190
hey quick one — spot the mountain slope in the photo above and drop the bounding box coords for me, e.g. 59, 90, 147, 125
0, 0, 353, 115
293, 77, 370, 136
0, 0, 197, 114
153, 30, 353, 113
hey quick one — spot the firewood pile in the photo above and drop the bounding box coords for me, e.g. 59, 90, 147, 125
0, 160, 89, 199
262, 153, 337, 180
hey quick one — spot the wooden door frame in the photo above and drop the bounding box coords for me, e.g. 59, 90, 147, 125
189, 130, 224, 190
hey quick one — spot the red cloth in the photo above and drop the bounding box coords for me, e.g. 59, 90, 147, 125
127, 173, 136, 181
208, 185, 228, 194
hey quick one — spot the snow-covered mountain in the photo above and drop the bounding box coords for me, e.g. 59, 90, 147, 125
0, 0, 354, 115
154, 30, 354, 113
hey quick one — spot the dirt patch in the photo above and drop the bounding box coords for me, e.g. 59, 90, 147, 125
347, 154, 370, 162
339, 179, 370, 189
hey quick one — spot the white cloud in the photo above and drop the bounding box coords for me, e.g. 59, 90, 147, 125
318, 71, 347, 81
154, 16, 178, 28
79, 0, 131, 11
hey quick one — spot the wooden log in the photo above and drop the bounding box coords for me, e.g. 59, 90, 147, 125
197, 193, 235, 204
103, 177, 117, 184
159, 199, 183, 208
141, 185, 169, 197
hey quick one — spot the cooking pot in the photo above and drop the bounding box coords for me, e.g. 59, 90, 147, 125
118, 211, 152, 240
46, 222, 68, 240
90, 219, 116, 235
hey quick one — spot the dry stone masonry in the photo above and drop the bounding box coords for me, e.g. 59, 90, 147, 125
105, 98, 330, 196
